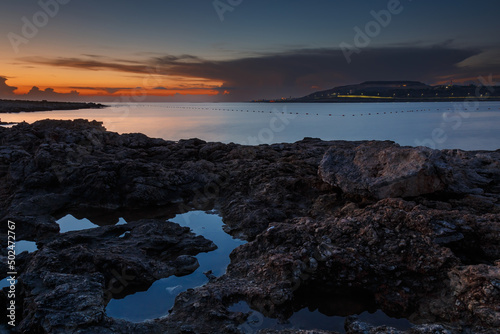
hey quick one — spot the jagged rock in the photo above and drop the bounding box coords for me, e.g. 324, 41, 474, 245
318, 141, 445, 199
0, 99, 105, 113
14, 219, 216, 333
19, 272, 106, 333
344, 317, 457, 334
318, 141, 497, 200
0, 120, 499, 333
448, 263, 500, 328
259, 331, 338, 334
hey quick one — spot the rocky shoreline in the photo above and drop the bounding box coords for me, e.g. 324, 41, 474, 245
0, 99, 106, 114
0, 119, 499, 333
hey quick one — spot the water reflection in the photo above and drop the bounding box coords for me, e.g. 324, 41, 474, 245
0, 102, 498, 150
105, 211, 246, 323
230, 300, 413, 333
56, 214, 99, 233
14, 240, 38, 253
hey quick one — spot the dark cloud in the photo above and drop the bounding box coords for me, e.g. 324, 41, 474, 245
25, 86, 80, 101
18, 45, 500, 101
20, 57, 157, 75
68, 86, 132, 94
160, 46, 487, 100
1, 76, 82, 101
105, 88, 130, 94
82, 54, 104, 58
68, 85, 217, 94
0, 76, 18, 97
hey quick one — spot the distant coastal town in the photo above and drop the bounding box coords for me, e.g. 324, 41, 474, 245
256, 81, 500, 103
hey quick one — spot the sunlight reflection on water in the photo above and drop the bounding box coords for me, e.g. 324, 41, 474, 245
1, 101, 499, 150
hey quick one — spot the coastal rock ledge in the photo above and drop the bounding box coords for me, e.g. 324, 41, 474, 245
0, 119, 499, 334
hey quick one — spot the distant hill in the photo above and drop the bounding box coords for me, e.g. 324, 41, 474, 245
288, 81, 500, 103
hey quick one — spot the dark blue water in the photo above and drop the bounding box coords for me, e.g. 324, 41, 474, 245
105, 211, 246, 322
56, 214, 99, 233
3, 212, 416, 331
0, 241, 38, 288
229, 301, 413, 333
13, 240, 37, 253
1, 101, 499, 150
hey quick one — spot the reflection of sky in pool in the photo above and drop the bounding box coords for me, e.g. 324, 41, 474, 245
106, 211, 246, 322
230, 301, 413, 333
56, 214, 99, 233
6, 240, 38, 254
1, 241, 37, 288
0, 278, 16, 289
2, 212, 417, 330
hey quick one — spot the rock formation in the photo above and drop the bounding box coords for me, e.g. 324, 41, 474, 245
0, 99, 105, 113
0, 119, 499, 333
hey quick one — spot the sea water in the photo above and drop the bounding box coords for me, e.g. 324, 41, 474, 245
1, 101, 499, 150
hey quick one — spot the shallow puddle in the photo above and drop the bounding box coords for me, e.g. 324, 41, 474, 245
105, 211, 246, 322
56, 214, 100, 233
230, 301, 413, 333
1, 241, 37, 292
0, 278, 16, 289
58, 211, 414, 330
8, 240, 38, 254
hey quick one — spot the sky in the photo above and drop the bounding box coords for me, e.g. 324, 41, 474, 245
1, 0, 500, 102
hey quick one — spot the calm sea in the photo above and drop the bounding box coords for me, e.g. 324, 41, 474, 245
1, 101, 499, 150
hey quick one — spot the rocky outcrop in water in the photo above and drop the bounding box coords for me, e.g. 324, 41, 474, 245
0, 99, 105, 113
0, 119, 499, 333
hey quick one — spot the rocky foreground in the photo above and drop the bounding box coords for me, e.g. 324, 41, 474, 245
0, 99, 105, 114
0, 119, 499, 333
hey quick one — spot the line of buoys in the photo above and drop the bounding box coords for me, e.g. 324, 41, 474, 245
161, 105, 497, 117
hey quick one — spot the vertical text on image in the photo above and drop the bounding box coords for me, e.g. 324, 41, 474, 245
6, 220, 17, 327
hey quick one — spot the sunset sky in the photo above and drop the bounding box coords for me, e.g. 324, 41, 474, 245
1, 0, 500, 102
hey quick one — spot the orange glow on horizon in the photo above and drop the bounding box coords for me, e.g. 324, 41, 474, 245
2, 65, 223, 99
10, 86, 221, 98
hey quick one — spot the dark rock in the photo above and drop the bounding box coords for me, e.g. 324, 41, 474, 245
13, 219, 216, 333
0, 120, 499, 333
318, 141, 446, 199
0, 99, 106, 113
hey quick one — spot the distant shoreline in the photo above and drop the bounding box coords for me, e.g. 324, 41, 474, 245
257, 97, 500, 103
0, 99, 106, 114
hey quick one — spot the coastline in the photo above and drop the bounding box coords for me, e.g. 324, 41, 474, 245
1, 119, 499, 333
257, 97, 500, 103
0, 99, 106, 114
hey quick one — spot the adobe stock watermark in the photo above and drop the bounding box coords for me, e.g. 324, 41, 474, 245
414, 74, 496, 149
269, 238, 332, 306
7, 0, 72, 54
100, 62, 166, 133
241, 107, 297, 145
213, 0, 243, 22
340, 0, 411, 64
238, 310, 264, 334
176, 171, 231, 219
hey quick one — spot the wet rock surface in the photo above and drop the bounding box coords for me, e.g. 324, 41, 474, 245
0, 120, 499, 333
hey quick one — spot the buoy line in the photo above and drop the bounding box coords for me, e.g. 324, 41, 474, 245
159, 105, 499, 117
